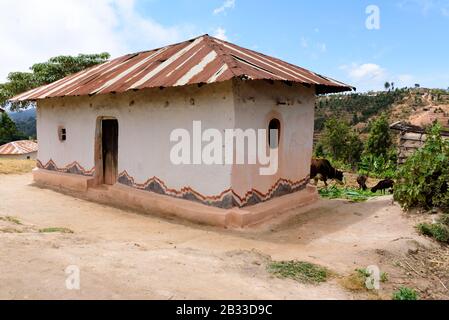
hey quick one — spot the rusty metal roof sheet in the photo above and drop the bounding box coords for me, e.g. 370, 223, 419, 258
11, 35, 354, 102
0, 140, 38, 155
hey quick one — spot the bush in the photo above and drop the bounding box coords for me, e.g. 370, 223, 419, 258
394, 124, 449, 210
417, 223, 449, 243
438, 214, 449, 226
392, 287, 419, 300
358, 150, 397, 179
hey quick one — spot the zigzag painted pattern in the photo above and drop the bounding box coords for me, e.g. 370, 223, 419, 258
118, 171, 309, 209
37, 159, 95, 176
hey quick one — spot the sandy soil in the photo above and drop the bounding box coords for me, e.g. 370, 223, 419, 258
0, 173, 447, 300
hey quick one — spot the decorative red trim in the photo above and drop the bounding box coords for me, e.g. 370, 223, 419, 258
118, 170, 309, 208
37, 159, 95, 176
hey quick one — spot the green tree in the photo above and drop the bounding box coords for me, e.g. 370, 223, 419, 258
0, 112, 25, 145
319, 117, 363, 166
0, 53, 110, 111
365, 113, 392, 158
394, 124, 449, 210
384, 82, 391, 91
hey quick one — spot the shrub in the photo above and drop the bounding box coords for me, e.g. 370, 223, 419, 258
392, 287, 419, 300
438, 214, 449, 226
358, 149, 397, 179
394, 124, 449, 210
417, 223, 449, 243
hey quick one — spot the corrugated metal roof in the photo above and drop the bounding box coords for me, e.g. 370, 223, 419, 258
0, 140, 38, 155
11, 35, 354, 102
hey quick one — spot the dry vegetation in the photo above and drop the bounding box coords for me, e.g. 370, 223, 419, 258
0, 159, 35, 174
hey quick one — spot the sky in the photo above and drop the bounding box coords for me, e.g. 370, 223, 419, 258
0, 0, 448, 92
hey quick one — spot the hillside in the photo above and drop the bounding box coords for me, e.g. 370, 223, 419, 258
8, 108, 37, 139
315, 88, 449, 136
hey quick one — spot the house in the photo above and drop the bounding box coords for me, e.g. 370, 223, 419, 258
11, 35, 353, 227
0, 140, 38, 160
390, 121, 449, 164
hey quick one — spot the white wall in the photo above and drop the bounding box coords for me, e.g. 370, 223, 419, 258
231, 79, 315, 196
0, 152, 37, 160
37, 81, 235, 196
36, 79, 315, 200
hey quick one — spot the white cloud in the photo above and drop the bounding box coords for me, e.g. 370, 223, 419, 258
213, 27, 228, 41
344, 63, 386, 81
340, 63, 419, 92
0, 0, 194, 81
213, 0, 236, 15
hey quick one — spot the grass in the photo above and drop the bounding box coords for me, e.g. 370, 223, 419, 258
417, 222, 449, 243
318, 185, 380, 202
0, 216, 22, 225
267, 260, 330, 284
0, 159, 35, 174
339, 272, 367, 291
340, 268, 389, 292
39, 227, 74, 234
392, 287, 419, 300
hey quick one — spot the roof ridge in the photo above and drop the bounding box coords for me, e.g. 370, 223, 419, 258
203, 36, 239, 78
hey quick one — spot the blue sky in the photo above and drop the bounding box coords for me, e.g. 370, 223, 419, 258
1, 0, 449, 92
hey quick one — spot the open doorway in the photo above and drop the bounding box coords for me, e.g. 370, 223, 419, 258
101, 119, 118, 185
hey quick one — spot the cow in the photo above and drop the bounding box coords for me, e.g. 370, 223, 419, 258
310, 158, 344, 187
357, 175, 368, 191
371, 179, 395, 194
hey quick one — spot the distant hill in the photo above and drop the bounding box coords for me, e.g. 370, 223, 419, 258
315, 88, 449, 137
8, 108, 37, 139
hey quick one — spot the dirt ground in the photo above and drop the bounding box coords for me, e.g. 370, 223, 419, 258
0, 173, 448, 300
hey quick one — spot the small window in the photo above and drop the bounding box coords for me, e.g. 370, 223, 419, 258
268, 118, 281, 149
58, 126, 67, 142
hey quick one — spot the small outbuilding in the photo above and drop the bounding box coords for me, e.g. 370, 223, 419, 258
390, 121, 449, 164
11, 35, 353, 227
0, 140, 38, 160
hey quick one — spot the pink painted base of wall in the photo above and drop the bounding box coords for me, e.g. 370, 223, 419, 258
32, 168, 318, 228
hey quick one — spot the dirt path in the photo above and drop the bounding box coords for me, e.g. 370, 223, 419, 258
0, 174, 445, 300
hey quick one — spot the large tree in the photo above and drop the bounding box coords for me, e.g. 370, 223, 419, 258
365, 113, 392, 158
319, 117, 363, 166
0, 112, 25, 145
0, 53, 110, 111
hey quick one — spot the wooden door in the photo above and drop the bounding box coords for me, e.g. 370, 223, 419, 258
102, 119, 118, 185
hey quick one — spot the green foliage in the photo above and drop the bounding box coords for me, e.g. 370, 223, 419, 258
438, 214, 449, 226
417, 222, 449, 243
392, 287, 419, 300
315, 90, 406, 128
358, 150, 398, 179
318, 186, 379, 202
318, 117, 363, 166
267, 261, 329, 284
365, 113, 392, 158
0, 113, 26, 145
394, 124, 449, 210
0, 53, 110, 111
